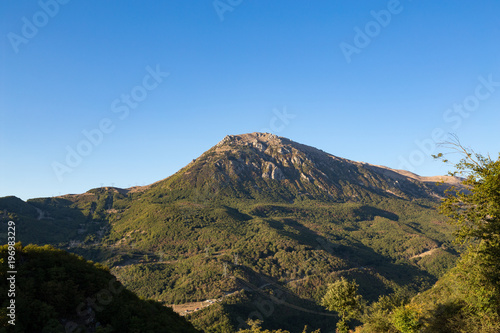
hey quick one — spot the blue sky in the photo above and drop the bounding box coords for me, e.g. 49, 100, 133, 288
1, 0, 500, 200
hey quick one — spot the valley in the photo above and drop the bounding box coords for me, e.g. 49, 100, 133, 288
0, 132, 463, 332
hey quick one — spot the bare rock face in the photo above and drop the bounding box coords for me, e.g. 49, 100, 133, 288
261, 162, 285, 180
271, 165, 285, 180
253, 141, 267, 152
181, 132, 464, 202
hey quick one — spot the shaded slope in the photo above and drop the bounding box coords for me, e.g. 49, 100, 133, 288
0, 243, 200, 333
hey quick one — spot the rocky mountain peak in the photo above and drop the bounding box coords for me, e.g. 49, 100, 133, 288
214, 132, 286, 151
212, 132, 328, 161
155, 133, 463, 203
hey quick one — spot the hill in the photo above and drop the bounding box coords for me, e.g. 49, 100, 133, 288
0, 133, 462, 332
0, 243, 200, 333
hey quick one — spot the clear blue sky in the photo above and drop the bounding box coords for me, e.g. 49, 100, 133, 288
1, 1, 500, 200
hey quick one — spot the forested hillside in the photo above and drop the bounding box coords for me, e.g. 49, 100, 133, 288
0, 243, 200, 333
0, 133, 466, 332
355, 146, 500, 333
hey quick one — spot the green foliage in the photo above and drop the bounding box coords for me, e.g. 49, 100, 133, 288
188, 302, 234, 332
0, 196, 85, 245
407, 143, 500, 332
0, 244, 200, 333
357, 143, 500, 333
235, 319, 320, 333
0, 186, 458, 332
391, 306, 421, 333
112, 259, 238, 304
321, 277, 362, 332
413, 250, 500, 332
439, 146, 500, 250
0, 135, 468, 332
356, 294, 403, 333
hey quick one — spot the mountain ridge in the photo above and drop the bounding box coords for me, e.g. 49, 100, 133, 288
0, 132, 462, 332
24, 132, 460, 202
139, 132, 462, 205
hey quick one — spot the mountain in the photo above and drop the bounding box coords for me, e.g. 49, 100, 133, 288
0, 133, 462, 332
149, 132, 459, 203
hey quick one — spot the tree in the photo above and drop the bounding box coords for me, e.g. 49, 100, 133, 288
436, 139, 500, 278
358, 139, 500, 332
434, 138, 500, 322
391, 305, 420, 333
357, 294, 403, 333
436, 138, 500, 251
321, 277, 363, 333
